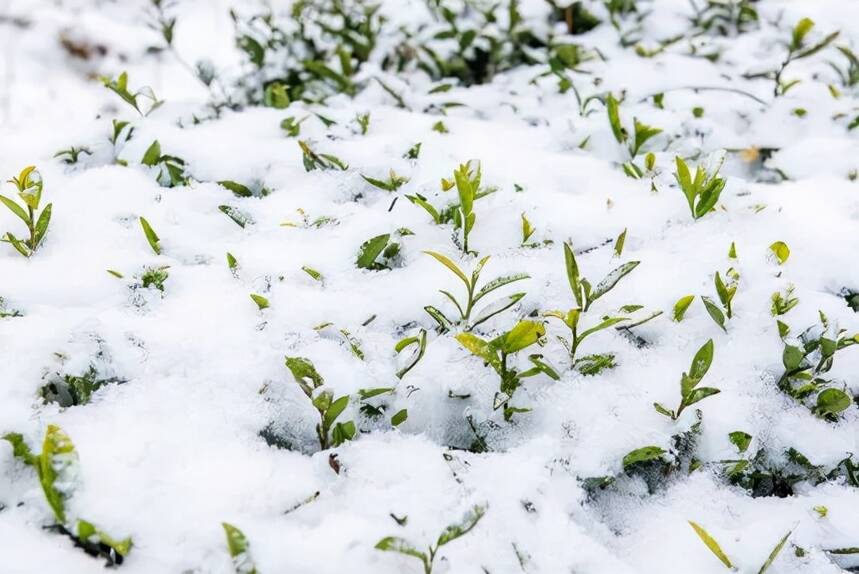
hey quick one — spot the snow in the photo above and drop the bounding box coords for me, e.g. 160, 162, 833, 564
1, 0, 858, 572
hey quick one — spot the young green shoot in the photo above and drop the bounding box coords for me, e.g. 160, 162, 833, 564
674, 155, 726, 220
376, 505, 487, 574
545, 241, 640, 365
285, 357, 355, 450
456, 321, 559, 420
1, 166, 52, 257
654, 339, 719, 421
423, 250, 528, 332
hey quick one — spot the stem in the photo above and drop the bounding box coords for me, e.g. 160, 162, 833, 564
464, 279, 475, 321
569, 324, 579, 362
26, 205, 35, 255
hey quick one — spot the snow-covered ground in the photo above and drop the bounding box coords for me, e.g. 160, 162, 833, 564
1, 0, 858, 572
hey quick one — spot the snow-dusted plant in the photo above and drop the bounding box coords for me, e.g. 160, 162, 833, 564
456, 320, 559, 421
141, 140, 189, 187
777, 312, 859, 421
285, 357, 355, 450
654, 339, 720, 421
605, 93, 662, 178
375, 504, 487, 574
0, 166, 52, 258
3, 426, 132, 565
100, 71, 162, 116
702, 266, 739, 331
544, 242, 639, 367
423, 251, 528, 333
674, 155, 726, 220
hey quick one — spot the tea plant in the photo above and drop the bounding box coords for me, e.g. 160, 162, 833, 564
544, 242, 640, 366
771, 285, 798, 317
140, 266, 169, 292
375, 504, 487, 574
423, 251, 528, 333
299, 140, 348, 172
356, 232, 405, 270
39, 365, 124, 408
395, 329, 427, 379
100, 71, 163, 116
674, 155, 726, 220
141, 140, 189, 187
361, 170, 408, 193
606, 93, 662, 177
139, 216, 161, 255
3, 426, 132, 565
285, 357, 355, 450
448, 160, 482, 254
776, 312, 859, 420
688, 521, 791, 573
654, 340, 720, 421
1, 166, 53, 257
456, 320, 559, 420
701, 267, 739, 331
222, 522, 258, 574
54, 146, 92, 165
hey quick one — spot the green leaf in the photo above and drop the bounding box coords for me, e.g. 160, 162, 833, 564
701, 296, 726, 331
688, 339, 715, 382
250, 294, 269, 310
424, 250, 470, 287
33, 203, 52, 247
75, 519, 133, 558
578, 316, 628, 341
391, 409, 408, 427
685, 386, 721, 406
473, 273, 529, 302
222, 522, 257, 574
471, 292, 526, 329
2, 432, 36, 465
141, 140, 162, 166
218, 180, 253, 198
139, 217, 161, 255
622, 446, 665, 469
673, 295, 695, 322
653, 403, 674, 418
792, 18, 815, 50
437, 504, 487, 547
331, 421, 356, 446
758, 530, 792, 574
39, 424, 78, 524
286, 356, 324, 395
501, 321, 545, 354
323, 395, 350, 429
614, 228, 627, 257
631, 118, 661, 157
769, 241, 790, 265
782, 344, 804, 371
816, 388, 851, 417
0, 194, 30, 225
590, 261, 640, 303
375, 536, 428, 562
456, 332, 497, 365
395, 330, 427, 379
728, 431, 752, 453
689, 521, 733, 569
357, 234, 391, 269
606, 93, 626, 144
564, 242, 582, 307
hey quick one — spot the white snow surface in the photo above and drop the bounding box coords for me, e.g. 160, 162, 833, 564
0, 0, 858, 573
